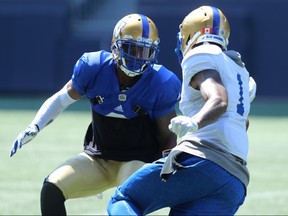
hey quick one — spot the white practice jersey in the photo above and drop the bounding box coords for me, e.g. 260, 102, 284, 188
180, 44, 250, 162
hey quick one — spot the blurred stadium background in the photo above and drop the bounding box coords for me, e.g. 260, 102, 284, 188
0, 0, 287, 215
0, 0, 287, 98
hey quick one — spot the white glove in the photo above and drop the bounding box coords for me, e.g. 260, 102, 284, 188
10, 124, 39, 157
249, 77, 257, 102
169, 116, 198, 137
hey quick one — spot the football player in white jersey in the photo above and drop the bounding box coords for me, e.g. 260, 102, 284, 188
107, 6, 257, 216
9, 14, 181, 215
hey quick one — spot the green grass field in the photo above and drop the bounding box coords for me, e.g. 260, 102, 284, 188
0, 97, 288, 215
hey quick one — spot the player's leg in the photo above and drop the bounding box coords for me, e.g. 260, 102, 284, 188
40, 181, 66, 215
40, 152, 119, 215
108, 160, 165, 215
106, 160, 146, 215
116, 160, 146, 185
108, 153, 246, 215
169, 175, 245, 216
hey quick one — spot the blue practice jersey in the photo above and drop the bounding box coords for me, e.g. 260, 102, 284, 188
72, 50, 180, 119
71, 50, 181, 162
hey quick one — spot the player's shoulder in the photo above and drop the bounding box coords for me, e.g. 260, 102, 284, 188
150, 64, 180, 84
151, 64, 178, 79
80, 50, 112, 66
146, 64, 181, 95
73, 50, 113, 82
182, 44, 223, 70
185, 44, 222, 60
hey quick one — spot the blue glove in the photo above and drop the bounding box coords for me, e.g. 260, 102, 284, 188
10, 124, 39, 157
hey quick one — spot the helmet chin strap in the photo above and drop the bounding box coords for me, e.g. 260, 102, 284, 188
119, 64, 139, 77
119, 58, 148, 77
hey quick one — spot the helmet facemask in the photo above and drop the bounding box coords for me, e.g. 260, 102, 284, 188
113, 37, 159, 77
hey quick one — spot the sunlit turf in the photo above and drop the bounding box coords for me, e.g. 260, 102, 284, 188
0, 97, 287, 215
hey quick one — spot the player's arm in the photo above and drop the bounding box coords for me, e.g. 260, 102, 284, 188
10, 80, 81, 157
194, 71, 252, 130
189, 69, 228, 129
155, 110, 178, 157
66, 80, 82, 100
30, 79, 80, 130
169, 69, 228, 137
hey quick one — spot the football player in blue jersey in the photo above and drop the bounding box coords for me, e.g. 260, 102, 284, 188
9, 14, 181, 215
107, 6, 257, 216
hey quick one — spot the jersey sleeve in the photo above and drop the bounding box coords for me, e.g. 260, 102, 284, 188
72, 53, 91, 96
182, 53, 218, 81
182, 45, 221, 81
71, 52, 103, 96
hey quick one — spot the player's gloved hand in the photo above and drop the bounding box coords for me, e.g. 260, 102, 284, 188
249, 77, 257, 102
10, 124, 39, 157
169, 116, 198, 137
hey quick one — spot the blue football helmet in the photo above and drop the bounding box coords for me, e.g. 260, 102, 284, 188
111, 14, 160, 77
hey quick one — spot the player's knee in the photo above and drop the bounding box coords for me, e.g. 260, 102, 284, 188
41, 181, 66, 215
107, 188, 141, 215
41, 181, 65, 203
107, 196, 117, 215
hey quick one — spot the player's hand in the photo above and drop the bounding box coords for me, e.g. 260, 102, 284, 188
169, 116, 198, 137
10, 124, 39, 157
249, 77, 257, 102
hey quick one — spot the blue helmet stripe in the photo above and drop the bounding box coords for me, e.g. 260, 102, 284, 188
139, 14, 149, 38
211, 7, 220, 35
